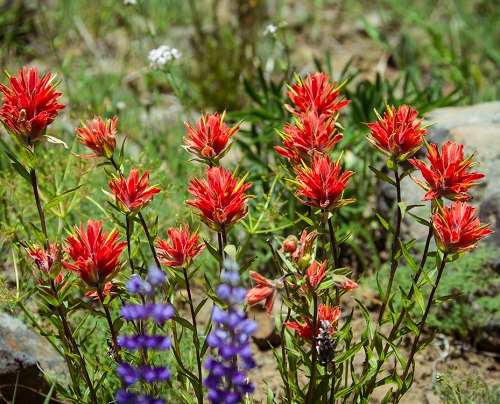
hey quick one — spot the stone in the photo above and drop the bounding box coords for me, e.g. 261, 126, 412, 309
0, 312, 67, 404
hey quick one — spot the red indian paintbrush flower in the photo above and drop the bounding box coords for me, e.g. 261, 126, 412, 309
432, 201, 493, 254
0, 67, 65, 147
332, 274, 358, 290
63, 220, 127, 288
186, 165, 253, 233
246, 271, 284, 316
183, 111, 240, 163
27, 242, 64, 286
156, 225, 206, 268
285, 303, 341, 341
306, 260, 327, 289
293, 154, 355, 211
275, 111, 343, 166
105, 167, 161, 214
286, 72, 350, 116
75, 115, 118, 159
366, 104, 428, 161
408, 141, 484, 201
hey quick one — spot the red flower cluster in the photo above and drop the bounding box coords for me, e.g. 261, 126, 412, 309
409, 141, 484, 201
366, 104, 427, 161
106, 167, 161, 214
156, 225, 205, 268
63, 220, 126, 288
186, 166, 252, 233
75, 115, 118, 159
0, 67, 65, 146
246, 271, 284, 316
183, 111, 240, 163
275, 111, 342, 166
285, 304, 341, 341
286, 72, 349, 116
27, 242, 64, 287
293, 155, 355, 211
432, 201, 493, 254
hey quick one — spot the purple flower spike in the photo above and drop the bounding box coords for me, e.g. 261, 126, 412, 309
203, 259, 257, 403
115, 266, 171, 404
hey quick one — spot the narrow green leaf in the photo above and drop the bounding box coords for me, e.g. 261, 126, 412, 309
173, 316, 195, 333
373, 209, 395, 235
295, 211, 314, 226
399, 240, 419, 272
407, 211, 431, 227
368, 166, 396, 186
28, 222, 47, 245
5, 151, 32, 184
355, 298, 375, 340
43, 185, 83, 212
433, 292, 463, 305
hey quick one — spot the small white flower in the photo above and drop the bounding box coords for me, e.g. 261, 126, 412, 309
263, 24, 278, 36
123, 0, 137, 5
148, 45, 182, 70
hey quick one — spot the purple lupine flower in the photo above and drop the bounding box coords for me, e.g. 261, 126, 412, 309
115, 266, 173, 404
203, 259, 257, 404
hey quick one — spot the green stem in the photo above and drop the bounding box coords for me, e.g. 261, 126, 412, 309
395, 253, 448, 402
305, 287, 319, 404
30, 168, 49, 249
125, 214, 136, 274
182, 266, 204, 404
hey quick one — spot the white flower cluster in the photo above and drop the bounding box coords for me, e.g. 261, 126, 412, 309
148, 45, 182, 70
123, 0, 137, 5
263, 24, 278, 36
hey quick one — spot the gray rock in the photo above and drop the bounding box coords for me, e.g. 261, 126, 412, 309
0, 312, 67, 404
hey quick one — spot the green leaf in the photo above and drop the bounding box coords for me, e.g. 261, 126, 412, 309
5, 151, 32, 184
355, 298, 375, 340
295, 211, 314, 226
43, 185, 83, 212
407, 211, 431, 227
373, 209, 395, 235
21, 146, 36, 170
335, 340, 364, 364
173, 316, 195, 333
28, 222, 47, 245
433, 292, 463, 305
224, 244, 237, 261
417, 329, 437, 352
203, 239, 222, 263
369, 165, 396, 186
399, 240, 419, 272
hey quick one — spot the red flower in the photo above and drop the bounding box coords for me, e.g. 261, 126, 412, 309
281, 229, 319, 271
293, 154, 355, 211
105, 167, 161, 213
332, 274, 358, 290
27, 242, 64, 286
246, 271, 284, 316
366, 104, 427, 161
0, 67, 65, 146
63, 220, 127, 287
275, 111, 343, 165
285, 303, 341, 341
85, 282, 117, 301
432, 201, 493, 254
183, 111, 240, 163
75, 115, 118, 159
306, 260, 326, 289
286, 72, 350, 116
408, 141, 484, 201
186, 166, 253, 233
156, 225, 206, 268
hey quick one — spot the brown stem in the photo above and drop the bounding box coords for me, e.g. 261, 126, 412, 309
327, 216, 339, 270
30, 168, 49, 249
138, 212, 162, 270
182, 266, 204, 404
